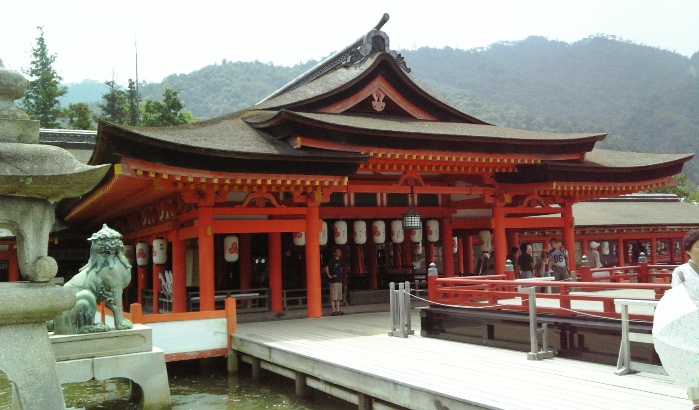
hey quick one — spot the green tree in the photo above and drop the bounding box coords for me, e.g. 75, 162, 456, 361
63, 102, 94, 130
21, 26, 67, 128
125, 78, 140, 125
140, 88, 197, 126
646, 174, 698, 200
98, 79, 127, 123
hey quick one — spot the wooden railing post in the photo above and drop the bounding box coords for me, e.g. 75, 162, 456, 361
504, 259, 515, 292
579, 255, 592, 282
638, 253, 649, 283
130, 303, 143, 324
225, 297, 237, 349
427, 274, 438, 305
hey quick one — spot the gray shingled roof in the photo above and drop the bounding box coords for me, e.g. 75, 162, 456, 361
103, 115, 364, 159
585, 149, 694, 168
247, 111, 605, 142
573, 200, 699, 226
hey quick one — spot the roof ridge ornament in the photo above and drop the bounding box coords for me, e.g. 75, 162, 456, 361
257, 13, 409, 105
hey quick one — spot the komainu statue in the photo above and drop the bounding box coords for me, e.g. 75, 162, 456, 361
52, 224, 133, 334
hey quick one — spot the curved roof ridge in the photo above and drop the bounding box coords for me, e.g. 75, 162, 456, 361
257, 13, 410, 104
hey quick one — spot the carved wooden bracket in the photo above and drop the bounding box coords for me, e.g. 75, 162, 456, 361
395, 172, 426, 187
236, 192, 285, 208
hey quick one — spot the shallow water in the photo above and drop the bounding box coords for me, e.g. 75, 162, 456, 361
0, 358, 354, 409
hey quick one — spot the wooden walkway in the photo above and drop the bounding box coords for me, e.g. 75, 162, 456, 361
231, 310, 689, 410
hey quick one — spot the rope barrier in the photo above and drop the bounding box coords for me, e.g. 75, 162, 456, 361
404, 289, 652, 323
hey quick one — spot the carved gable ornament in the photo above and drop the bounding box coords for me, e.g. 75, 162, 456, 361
372, 90, 386, 112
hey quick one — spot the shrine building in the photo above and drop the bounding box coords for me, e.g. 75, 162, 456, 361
53, 15, 693, 318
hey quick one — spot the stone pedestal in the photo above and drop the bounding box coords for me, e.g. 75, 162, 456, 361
0, 282, 75, 410
49, 324, 171, 409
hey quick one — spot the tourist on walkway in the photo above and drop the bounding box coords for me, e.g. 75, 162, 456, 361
549, 238, 570, 281
517, 243, 534, 279
535, 250, 550, 277
588, 241, 603, 268
324, 247, 344, 316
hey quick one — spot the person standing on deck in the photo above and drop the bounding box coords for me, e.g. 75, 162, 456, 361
549, 238, 570, 281
324, 247, 344, 316
588, 241, 603, 269
517, 243, 534, 279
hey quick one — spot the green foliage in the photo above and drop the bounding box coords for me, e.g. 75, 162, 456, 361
139, 89, 197, 126
125, 79, 140, 125
63, 102, 94, 130
98, 79, 127, 123
646, 174, 699, 201
21, 26, 67, 128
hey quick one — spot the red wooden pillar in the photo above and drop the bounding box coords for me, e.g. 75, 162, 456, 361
239, 234, 252, 292
8, 250, 19, 282
198, 207, 215, 311
442, 219, 454, 277
402, 238, 412, 267
493, 207, 507, 275
457, 236, 464, 275
171, 235, 187, 313
137, 257, 147, 306
650, 236, 658, 265
366, 239, 378, 290
562, 205, 576, 272
268, 232, 283, 312
617, 238, 626, 266
427, 243, 435, 266
151, 239, 163, 314
305, 202, 322, 318
465, 236, 474, 275
507, 229, 519, 261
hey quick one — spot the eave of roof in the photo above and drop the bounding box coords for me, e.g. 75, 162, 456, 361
573, 200, 699, 227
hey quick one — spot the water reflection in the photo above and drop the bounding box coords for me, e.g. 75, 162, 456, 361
0, 359, 354, 410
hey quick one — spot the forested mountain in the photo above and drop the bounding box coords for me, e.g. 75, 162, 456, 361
60, 35, 699, 182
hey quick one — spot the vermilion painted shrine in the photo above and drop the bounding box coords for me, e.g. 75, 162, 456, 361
3, 16, 695, 320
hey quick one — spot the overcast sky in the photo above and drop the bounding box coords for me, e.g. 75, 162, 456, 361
2, 0, 698, 85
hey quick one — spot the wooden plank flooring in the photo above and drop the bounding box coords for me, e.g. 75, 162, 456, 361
232, 309, 689, 409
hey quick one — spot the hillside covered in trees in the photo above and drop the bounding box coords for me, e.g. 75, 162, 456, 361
60, 35, 699, 182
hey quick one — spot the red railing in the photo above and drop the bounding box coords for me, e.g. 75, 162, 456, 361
427, 269, 672, 322
579, 261, 675, 284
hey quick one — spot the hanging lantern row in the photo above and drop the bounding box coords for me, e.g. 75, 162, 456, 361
153, 238, 167, 265
224, 235, 240, 262
479, 230, 492, 252
134, 239, 169, 266
135, 242, 149, 267
291, 218, 444, 246
123, 245, 135, 265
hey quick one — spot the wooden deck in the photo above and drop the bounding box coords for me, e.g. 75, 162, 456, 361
231, 309, 689, 410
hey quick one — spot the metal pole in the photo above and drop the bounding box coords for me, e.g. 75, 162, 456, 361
398, 282, 406, 337
404, 281, 411, 333
528, 287, 538, 357
389, 282, 396, 333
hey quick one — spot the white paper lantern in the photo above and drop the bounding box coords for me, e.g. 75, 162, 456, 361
413, 241, 423, 255
136, 242, 149, 267
426, 220, 439, 243
224, 236, 239, 262
390, 220, 404, 244
410, 228, 422, 243
293, 231, 306, 246
123, 245, 135, 265
319, 221, 328, 246
479, 230, 492, 252
152, 238, 167, 265
601, 241, 610, 256
333, 221, 348, 245
372, 220, 386, 244
453, 236, 458, 254
353, 220, 367, 245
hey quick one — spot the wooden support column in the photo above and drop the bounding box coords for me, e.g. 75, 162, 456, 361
137, 263, 147, 306
305, 202, 322, 318
198, 206, 215, 311
268, 232, 283, 312
465, 236, 474, 275
8, 250, 19, 282
402, 237, 412, 267
171, 235, 187, 313
617, 238, 626, 266
507, 229, 519, 259
562, 205, 576, 273
239, 234, 252, 292
442, 219, 454, 277
457, 236, 465, 275
152, 243, 163, 314
493, 207, 507, 275
367, 239, 378, 290
650, 236, 658, 265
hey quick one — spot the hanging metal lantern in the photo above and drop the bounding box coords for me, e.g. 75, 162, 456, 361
372, 220, 386, 244
135, 242, 149, 267
353, 220, 367, 245
224, 236, 239, 262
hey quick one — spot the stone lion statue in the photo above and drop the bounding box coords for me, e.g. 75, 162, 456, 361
52, 224, 133, 334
